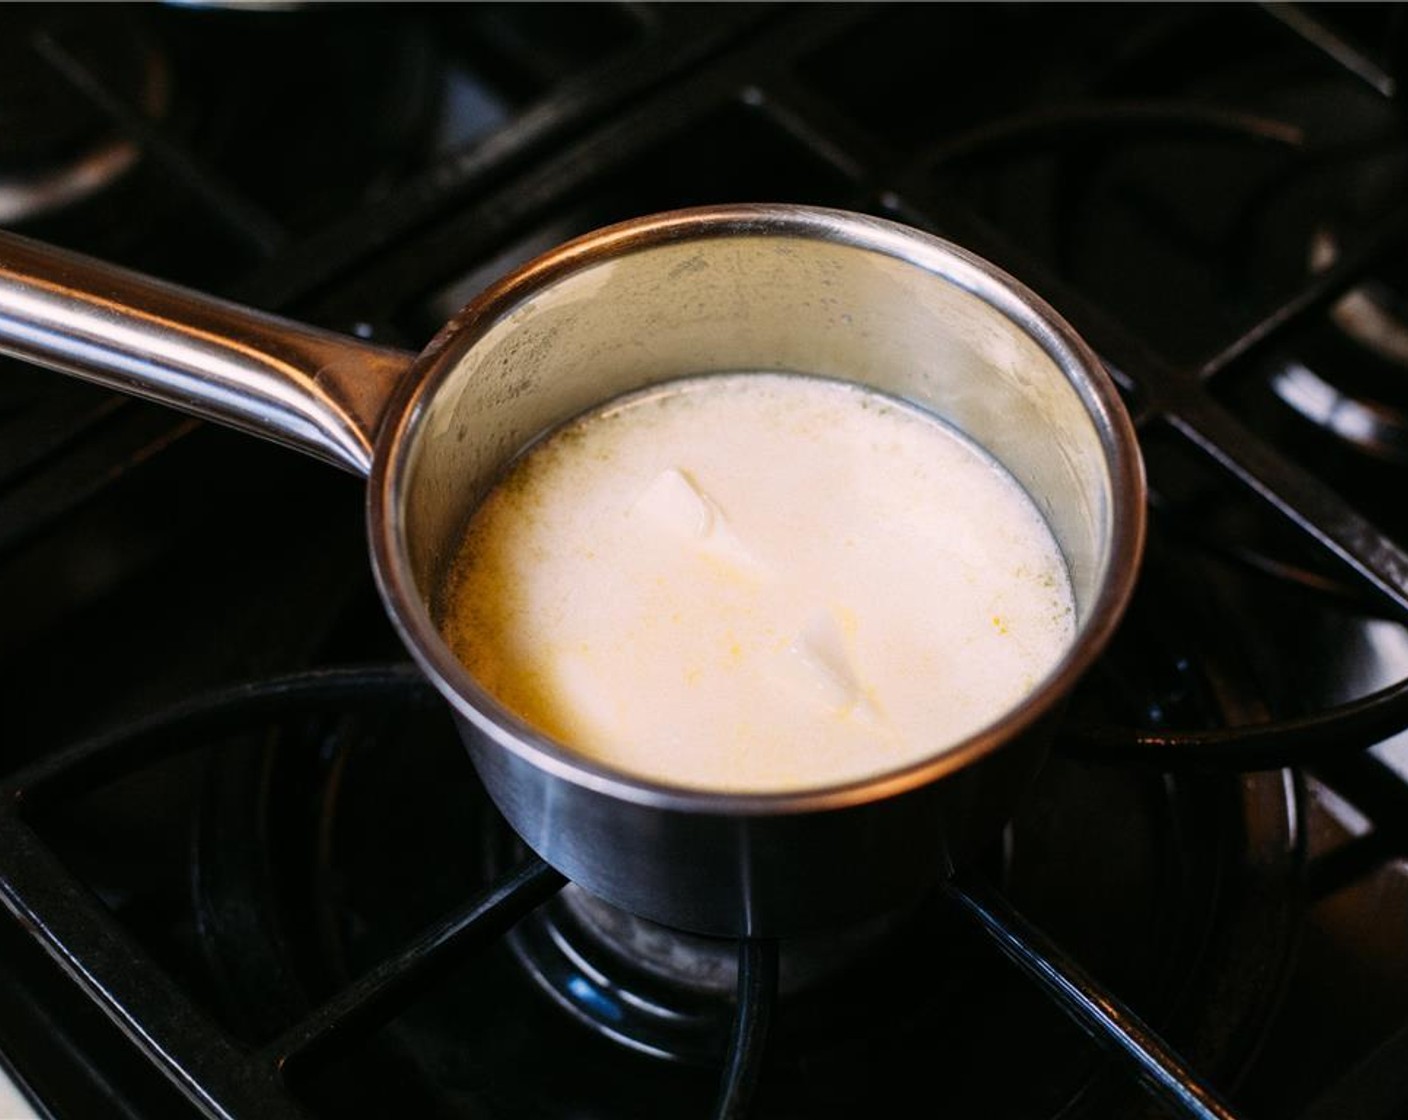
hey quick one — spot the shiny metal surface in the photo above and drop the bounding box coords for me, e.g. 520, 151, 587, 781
0, 204, 1146, 936
0, 139, 140, 226
0, 230, 414, 473
373, 205, 1146, 934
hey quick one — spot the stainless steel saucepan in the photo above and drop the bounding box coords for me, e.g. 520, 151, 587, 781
0, 205, 1145, 936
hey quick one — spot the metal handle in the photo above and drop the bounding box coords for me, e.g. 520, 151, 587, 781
0, 229, 416, 475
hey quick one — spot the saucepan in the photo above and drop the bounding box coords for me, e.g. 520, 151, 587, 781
0, 205, 1144, 937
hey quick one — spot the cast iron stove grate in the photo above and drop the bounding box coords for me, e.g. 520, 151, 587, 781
0, 602, 1296, 1120
5, 3, 1408, 1118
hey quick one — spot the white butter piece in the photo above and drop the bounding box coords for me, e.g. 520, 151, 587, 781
634, 467, 715, 538
633, 467, 762, 575
788, 608, 865, 711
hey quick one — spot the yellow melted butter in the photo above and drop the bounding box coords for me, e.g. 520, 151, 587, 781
440, 372, 1076, 793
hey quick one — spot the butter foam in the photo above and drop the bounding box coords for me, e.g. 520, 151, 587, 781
441, 373, 1075, 793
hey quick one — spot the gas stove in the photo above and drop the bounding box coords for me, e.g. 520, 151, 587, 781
3, 4, 1408, 1118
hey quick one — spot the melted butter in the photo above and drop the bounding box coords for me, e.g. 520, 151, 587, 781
440, 372, 1076, 793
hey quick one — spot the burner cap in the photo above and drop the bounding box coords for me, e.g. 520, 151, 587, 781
507, 880, 910, 1063
1270, 225, 1408, 463
0, 14, 168, 223
1312, 228, 1408, 368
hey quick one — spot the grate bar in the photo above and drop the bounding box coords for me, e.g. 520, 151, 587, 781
225, 4, 777, 312
890, 178, 1408, 629
1304, 833, 1392, 903
919, 101, 1302, 169
4, 665, 430, 802
1167, 402, 1408, 622
1196, 202, 1408, 384
269, 856, 566, 1074
1311, 752, 1408, 849
1262, 3, 1398, 98
0, 664, 568, 1117
944, 874, 1243, 1120
1059, 670, 1408, 769
711, 938, 779, 1120
32, 32, 287, 259
0, 371, 125, 491
0, 409, 199, 560
0, 814, 295, 1120
1298, 1020, 1408, 1120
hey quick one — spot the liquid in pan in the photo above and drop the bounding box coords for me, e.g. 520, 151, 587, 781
439, 371, 1076, 794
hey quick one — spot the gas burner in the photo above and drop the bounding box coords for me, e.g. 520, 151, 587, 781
151, 555, 1297, 1117
0, 16, 168, 225
1269, 227, 1408, 463
506, 880, 908, 1063
1312, 229, 1408, 369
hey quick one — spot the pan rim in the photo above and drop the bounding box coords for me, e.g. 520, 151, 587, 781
365, 202, 1147, 816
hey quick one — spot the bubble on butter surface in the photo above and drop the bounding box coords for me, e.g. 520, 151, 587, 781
441, 372, 1075, 793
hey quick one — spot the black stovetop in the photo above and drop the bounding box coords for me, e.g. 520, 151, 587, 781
5, 4, 1408, 1119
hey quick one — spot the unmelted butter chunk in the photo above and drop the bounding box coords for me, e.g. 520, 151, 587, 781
786, 608, 866, 712
440, 372, 1077, 794
633, 468, 714, 537
631, 467, 762, 576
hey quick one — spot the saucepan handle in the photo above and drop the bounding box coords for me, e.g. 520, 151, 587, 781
0, 229, 416, 476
